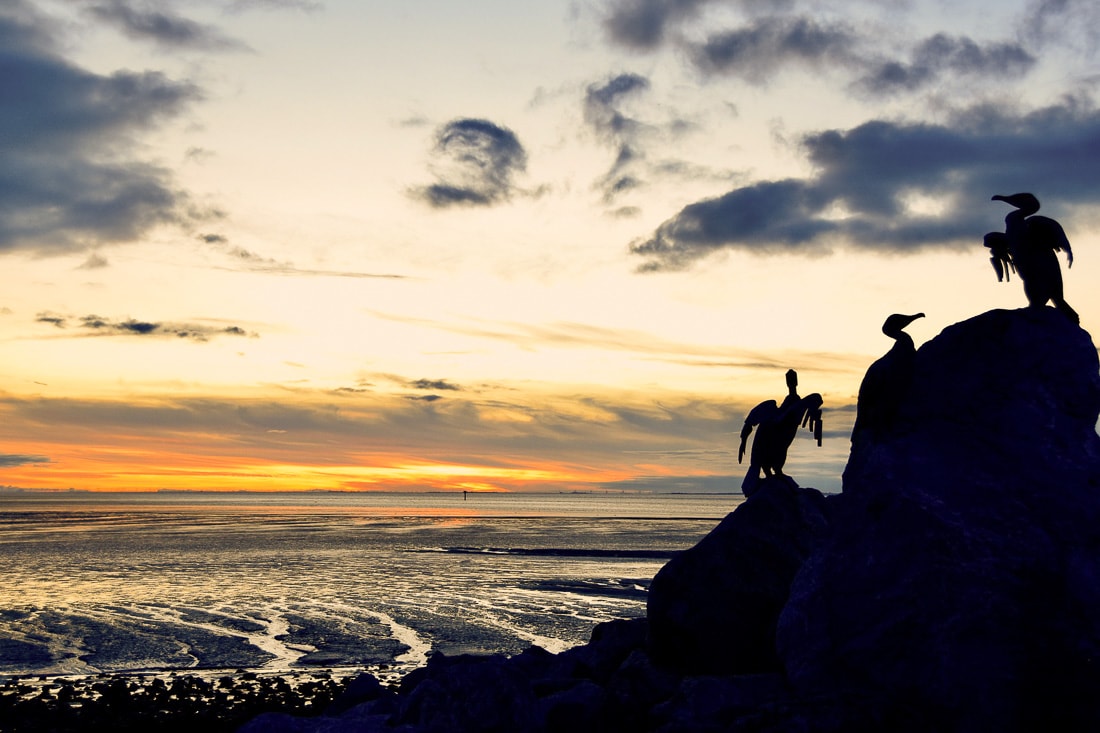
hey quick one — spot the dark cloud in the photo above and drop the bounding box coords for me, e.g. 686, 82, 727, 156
0, 1, 209, 253
631, 98, 1100, 270
35, 313, 67, 328
689, 16, 859, 83
36, 312, 258, 341
0, 454, 51, 467
87, 1, 249, 52
411, 118, 529, 208
406, 394, 444, 403
584, 74, 652, 203
409, 379, 461, 391
585, 73, 651, 138
601, 2, 1042, 99
858, 34, 1036, 96
602, 0, 788, 50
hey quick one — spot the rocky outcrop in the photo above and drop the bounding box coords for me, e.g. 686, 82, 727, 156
778, 307, 1100, 731
244, 306, 1100, 732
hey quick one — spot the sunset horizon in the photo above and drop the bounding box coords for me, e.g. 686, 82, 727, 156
2, 0, 1097, 496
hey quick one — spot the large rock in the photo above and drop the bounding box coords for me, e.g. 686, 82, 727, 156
778, 307, 1100, 731
646, 479, 830, 674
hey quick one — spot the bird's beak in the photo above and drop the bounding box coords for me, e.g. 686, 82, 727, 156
991, 194, 1007, 202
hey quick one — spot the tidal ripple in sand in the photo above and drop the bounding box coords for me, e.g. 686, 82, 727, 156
0, 494, 729, 677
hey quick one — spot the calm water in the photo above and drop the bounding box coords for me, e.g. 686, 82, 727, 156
0, 492, 735, 679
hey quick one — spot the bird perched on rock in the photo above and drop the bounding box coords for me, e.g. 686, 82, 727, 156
738, 369, 822, 495
853, 313, 925, 440
987, 192, 1077, 324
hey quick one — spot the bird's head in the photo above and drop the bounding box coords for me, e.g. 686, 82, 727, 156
992, 192, 1040, 216
882, 312, 925, 339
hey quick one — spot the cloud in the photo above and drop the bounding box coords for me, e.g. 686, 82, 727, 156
0, 388, 761, 491
86, 1, 250, 52
199, 233, 407, 279
584, 74, 652, 203
36, 312, 258, 341
630, 97, 1100, 270
78, 252, 110, 270
601, 0, 748, 50
0, 0, 210, 254
369, 310, 867, 376
35, 313, 67, 328
600, 2, 1041, 101
409, 379, 462, 391
411, 118, 530, 208
1018, 0, 1100, 51
689, 16, 859, 83
857, 34, 1036, 96
406, 394, 444, 402
0, 454, 51, 467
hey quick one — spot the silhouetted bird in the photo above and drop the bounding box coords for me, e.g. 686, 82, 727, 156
853, 313, 924, 439
989, 192, 1078, 324
738, 369, 822, 495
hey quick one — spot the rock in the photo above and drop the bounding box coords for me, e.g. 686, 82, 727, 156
649, 673, 794, 732
778, 307, 1100, 731
326, 672, 390, 715
647, 478, 831, 674
394, 653, 541, 732
551, 618, 648, 684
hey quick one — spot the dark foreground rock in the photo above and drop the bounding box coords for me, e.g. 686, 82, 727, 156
778, 307, 1100, 731
244, 306, 1100, 732
0, 671, 345, 733
647, 479, 831, 675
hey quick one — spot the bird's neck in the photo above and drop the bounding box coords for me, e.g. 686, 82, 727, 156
888, 332, 915, 350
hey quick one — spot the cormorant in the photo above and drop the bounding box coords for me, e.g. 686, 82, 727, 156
852, 313, 924, 439
990, 192, 1077, 323
739, 369, 823, 494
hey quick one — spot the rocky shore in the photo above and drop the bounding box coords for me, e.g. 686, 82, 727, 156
9, 306, 1098, 733
0, 670, 348, 732
241, 307, 1100, 732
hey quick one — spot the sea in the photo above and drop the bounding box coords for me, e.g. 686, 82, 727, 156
0, 491, 736, 682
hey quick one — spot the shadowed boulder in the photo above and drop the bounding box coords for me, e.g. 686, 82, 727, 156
647, 478, 831, 674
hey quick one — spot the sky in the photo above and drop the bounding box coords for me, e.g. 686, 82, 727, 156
0, 0, 1098, 494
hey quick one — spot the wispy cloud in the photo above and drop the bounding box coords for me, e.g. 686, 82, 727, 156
409, 379, 462, 391
0, 454, 51, 467
584, 73, 651, 205
35, 312, 258, 342
601, 0, 720, 50
368, 310, 867, 375
411, 118, 531, 208
86, 1, 250, 52
688, 16, 860, 84
856, 34, 1035, 97
199, 233, 407, 279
